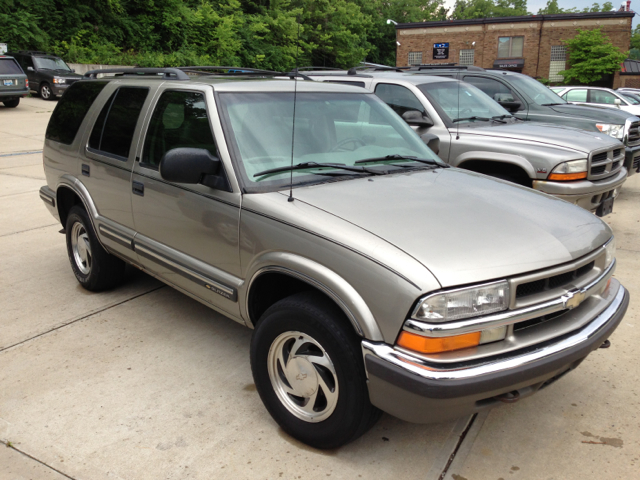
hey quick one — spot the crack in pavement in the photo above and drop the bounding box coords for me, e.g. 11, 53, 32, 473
0, 171, 45, 180
0, 223, 59, 238
0, 440, 77, 480
0, 285, 166, 354
436, 414, 478, 480
0, 190, 40, 199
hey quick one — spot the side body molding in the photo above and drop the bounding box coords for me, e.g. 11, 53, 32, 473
243, 252, 384, 341
454, 151, 536, 178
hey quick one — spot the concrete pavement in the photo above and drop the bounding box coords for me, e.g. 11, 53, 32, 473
0, 96, 638, 479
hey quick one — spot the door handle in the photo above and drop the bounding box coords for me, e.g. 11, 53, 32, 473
81, 164, 90, 177
132, 181, 144, 196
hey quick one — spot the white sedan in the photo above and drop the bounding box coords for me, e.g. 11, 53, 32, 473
553, 86, 640, 115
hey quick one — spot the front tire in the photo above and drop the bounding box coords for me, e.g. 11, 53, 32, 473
2, 98, 19, 108
65, 206, 126, 291
250, 291, 381, 449
39, 83, 54, 100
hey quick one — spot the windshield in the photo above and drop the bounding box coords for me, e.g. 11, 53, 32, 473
507, 74, 567, 105
417, 81, 510, 123
34, 57, 71, 71
621, 93, 640, 105
218, 92, 440, 190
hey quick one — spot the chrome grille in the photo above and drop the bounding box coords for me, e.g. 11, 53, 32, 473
633, 156, 640, 170
589, 148, 625, 179
613, 148, 622, 157
591, 164, 606, 175
592, 152, 607, 163
628, 121, 640, 146
515, 261, 595, 299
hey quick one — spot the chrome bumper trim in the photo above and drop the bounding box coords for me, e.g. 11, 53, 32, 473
404, 259, 616, 338
363, 283, 626, 382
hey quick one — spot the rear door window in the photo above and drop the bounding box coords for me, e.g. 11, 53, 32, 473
564, 89, 588, 102
462, 76, 517, 103
45, 82, 108, 145
88, 87, 149, 160
374, 83, 426, 116
589, 90, 618, 105
0, 58, 23, 75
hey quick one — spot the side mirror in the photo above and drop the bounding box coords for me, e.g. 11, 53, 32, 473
420, 133, 440, 155
614, 98, 622, 106
402, 110, 434, 128
498, 100, 522, 112
71, 69, 76, 73
27, 66, 34, 72
160, 147, 221, 185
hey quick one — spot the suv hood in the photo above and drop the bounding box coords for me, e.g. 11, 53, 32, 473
548, 103, 636, 123
292, 168, 611, 288
454, 122, 620, 154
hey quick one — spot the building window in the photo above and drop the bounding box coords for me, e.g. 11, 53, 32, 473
459, 49, 475, 66
408, 51, 423, 65
497, 37, 524, 58
549, 46, 567, 82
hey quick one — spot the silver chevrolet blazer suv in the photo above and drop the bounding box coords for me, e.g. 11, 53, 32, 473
38, 68, 630, 449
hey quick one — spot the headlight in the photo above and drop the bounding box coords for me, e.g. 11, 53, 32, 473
604, 237, 616, 268
596, 124, 624, 139
412, 281, 510, 322
53, 77, 66, 84
548, 159, 588, 181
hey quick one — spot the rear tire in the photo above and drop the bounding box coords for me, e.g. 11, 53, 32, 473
2, 98, 19, 108
65, 206, 126, 291
250, 291, 381, 449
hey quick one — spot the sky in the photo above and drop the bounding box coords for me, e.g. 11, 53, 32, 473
440, 0, 639, 27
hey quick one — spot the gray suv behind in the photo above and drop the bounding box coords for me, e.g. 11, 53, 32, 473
39, 68, 629, 448
0, 55, 29, 108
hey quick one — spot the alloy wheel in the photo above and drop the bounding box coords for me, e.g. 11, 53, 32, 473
70, 221, 92, 275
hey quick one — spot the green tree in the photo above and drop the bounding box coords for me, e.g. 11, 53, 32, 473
538, 1, 613, 14
451, 0, 528, 20
560, 28, 627, 84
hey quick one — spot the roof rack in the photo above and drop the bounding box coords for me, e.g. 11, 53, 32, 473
7, 50, 58, 56
297, 66, 343, 71
176, 66, 313, 81
84, 67, 191, 80
348, 66, 407, 74
409, 65, 485, 72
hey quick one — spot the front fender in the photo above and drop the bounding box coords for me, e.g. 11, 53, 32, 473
242, 251, 384, 341
454, 151, 536, 178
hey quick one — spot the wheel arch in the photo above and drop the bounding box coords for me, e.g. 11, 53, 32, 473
55, 176, 106, 247
244, 253, 384, 342
455, 151, 535, 178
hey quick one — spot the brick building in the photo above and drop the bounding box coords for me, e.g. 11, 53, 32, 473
395, 10, 635, 87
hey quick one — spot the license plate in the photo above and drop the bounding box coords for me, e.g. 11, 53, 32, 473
3, 80, 14, 86
596, 197, 614, 217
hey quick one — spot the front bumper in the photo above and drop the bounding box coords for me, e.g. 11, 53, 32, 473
362, 283, 628, 424
626, 144, 640, 175
51, 84, 70, 96
532, 167, 627, 212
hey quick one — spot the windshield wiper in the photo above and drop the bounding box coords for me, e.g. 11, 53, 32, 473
354, 154, 445, 167
541, 103, 565, 106
490, 115, 510, 123
253, 162, 384, 178
452, 116, 490, 123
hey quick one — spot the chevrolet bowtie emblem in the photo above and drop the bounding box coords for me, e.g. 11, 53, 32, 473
296, 373, 307, 381
562, 290, 585, 310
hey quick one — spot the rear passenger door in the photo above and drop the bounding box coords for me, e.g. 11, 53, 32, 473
130, 86, 242, 319
81, 84, 151, 260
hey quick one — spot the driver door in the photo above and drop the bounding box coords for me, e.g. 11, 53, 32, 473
131, 85, 243, 320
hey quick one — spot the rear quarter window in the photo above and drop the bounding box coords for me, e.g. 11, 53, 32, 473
0, 58, 23, 75
45, 82, 108, 145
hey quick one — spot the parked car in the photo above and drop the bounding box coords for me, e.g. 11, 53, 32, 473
402, 66, 640, 177
39, 68, 629, 449
553, 85, 640, 115
6, 50, 83, 100
0, 55, 29, 108
308, 70, 627, 216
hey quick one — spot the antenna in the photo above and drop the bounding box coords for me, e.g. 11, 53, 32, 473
288, 21, 301, 203
456, 75, 460, 140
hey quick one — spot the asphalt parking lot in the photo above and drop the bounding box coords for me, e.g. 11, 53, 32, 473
1, 96, 639, 480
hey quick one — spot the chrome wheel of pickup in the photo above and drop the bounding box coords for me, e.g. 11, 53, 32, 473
71, 221, 92, 275
267, 331, 339, 422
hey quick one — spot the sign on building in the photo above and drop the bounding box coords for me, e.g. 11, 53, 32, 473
433, 43, 449, 60
0, 44, 7, 55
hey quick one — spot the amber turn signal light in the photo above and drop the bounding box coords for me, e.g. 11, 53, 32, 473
547, 172, 588, 181
397, 331, 481, 354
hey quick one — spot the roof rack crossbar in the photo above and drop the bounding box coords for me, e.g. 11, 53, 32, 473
177, 65, 313, 81
409, 65, 485, 72
83, 67, 191, 80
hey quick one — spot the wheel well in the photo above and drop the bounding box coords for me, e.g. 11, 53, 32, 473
57, 187, 83, 228
248, 272, 352, 331
459, 160, 532, 187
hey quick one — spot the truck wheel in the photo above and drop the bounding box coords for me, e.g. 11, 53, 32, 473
65, 206, 126, 291
2, 98, 19, 108
250, 291, 381, 449
40, 83, 53, 100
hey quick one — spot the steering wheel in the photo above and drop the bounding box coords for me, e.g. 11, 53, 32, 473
330, 137, 366, 152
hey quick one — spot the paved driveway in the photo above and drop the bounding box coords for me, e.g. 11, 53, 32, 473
1, 97, 638, 480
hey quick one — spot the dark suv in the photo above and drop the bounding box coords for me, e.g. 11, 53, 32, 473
0, 55, 29, 108
7, 50, 83, 100
408, 66, 640, 176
